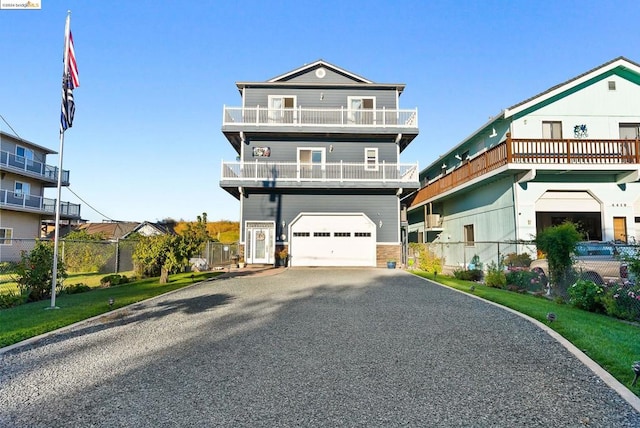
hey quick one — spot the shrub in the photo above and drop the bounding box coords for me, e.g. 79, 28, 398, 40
484, 262, 507, 288
62, 283, 92, 294
409, 243, 442, 274
0, 261, 18, 275
505, 268, 547, 292
100, 274, 129, 287
535, 221, 582, 295
568, 279, 605, 312
0, 290, 24, 309
14, 241, 67, 302
453, 269, 483, 281
601, 284, 640, 321
503, 252, 532, 268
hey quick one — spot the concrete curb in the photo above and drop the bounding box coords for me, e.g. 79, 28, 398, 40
407, 270, 640, 413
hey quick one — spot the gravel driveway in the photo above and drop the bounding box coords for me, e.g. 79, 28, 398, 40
1, 268, 639, 427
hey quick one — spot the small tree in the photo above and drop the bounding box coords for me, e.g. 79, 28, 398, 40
133, 234, 192, 283
535, 222, 583, 295
14, 241, 67, 302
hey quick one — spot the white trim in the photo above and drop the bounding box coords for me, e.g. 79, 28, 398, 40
267, 60, 373, 84
347, 96, 377, 124
364, 147, 379, 171
0, 227, 13, 245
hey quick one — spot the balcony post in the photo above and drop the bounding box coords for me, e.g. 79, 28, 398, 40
636, 138, 640, 164
341, 106, 344, 125
506, 133, 512, 163
382, 160, 386, 182
382, 106, 386, 127
566, 139, 571, 163
256, 105, 260, 125
255, 159, 259, 182
340, 160, 343, 182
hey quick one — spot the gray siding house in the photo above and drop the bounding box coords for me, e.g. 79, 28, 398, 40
0, 131, 81, 261
220, 60, 419, 267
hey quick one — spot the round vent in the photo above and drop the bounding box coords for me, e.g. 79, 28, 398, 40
315, 67, 326, 78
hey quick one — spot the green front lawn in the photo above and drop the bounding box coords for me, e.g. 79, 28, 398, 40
0, 271, 220, 348
414, 271, 640, 397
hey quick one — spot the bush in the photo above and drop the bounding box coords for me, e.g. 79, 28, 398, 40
62, 283, 92, 294
0, 290, 25, 309
0, 261, 18, 275
503, 252, 532, 268
535, 222, 582, 295
568, 279, 605, 312
409, 243, 442, 274
453, 269, 483, 281
14, 241, 67, 302
505, 268, 547, 292
601, 284, 640, 321
100, 274, 129, 287
484, 262, 506, 288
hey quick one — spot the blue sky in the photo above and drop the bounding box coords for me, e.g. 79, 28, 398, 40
2, 0, 640, 222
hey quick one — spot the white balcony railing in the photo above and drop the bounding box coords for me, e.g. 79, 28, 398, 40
0, 189, 81, 217
0, 150, 69, 184
223, 106, 418, 129
221, 161, 419, 184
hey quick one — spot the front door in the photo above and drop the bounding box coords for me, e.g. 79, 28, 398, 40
614, 217, 627, 243
246, 222, 275, 264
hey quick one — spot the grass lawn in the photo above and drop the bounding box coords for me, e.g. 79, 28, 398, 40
413, 270, 640, 397
0, 271, 221, 348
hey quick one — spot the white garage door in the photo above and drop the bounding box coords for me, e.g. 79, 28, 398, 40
290, 213, 376, 267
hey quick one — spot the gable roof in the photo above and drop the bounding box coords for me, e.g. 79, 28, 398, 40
267, 59, 373, 84
234, 59, 406, 93
503, 56, 640, 119
0, 130, 57, 155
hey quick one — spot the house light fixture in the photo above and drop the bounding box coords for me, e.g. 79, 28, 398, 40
489, 127, 497, 138
454, 154, 462, 161
441, 163, 447, 169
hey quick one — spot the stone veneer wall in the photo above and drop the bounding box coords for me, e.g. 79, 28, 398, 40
376, 244, 402, 268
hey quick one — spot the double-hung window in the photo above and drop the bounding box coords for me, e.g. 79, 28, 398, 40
268, 95, 296, 123
0, 228, 12, 245
620, 123, 640, 139
464, 224, 475, 246
15, 146, 34, 168
365, 148, 379, 171
347, 96, 375, 124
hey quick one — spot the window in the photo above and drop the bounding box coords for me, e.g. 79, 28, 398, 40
347, 96, 376, 124
14, 181, 30, 198
334, 232, 351, 237
464, 224, 475, 246
298, 147, 325, 179
313, 232, 330, 237
16, 146, 34, 167
620, 123, 640, 139
365, 148, 378, 170
0, 228, 12, 245
542, 121, 562, 139
268, 95, 296, 123
354, 232, 372, 237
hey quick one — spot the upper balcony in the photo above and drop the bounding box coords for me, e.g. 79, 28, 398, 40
220, 160, 419, 198
0, 150, 69, 186
411, 135, 640, 207
0, 189, 81, 219
222, 106, 419, 151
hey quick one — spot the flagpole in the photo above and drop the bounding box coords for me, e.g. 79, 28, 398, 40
49, 11, 72, 309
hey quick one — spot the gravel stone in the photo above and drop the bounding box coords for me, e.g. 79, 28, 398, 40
1, 268, 639, 427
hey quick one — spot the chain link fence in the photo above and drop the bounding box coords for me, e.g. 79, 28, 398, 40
1, 239, 239, 274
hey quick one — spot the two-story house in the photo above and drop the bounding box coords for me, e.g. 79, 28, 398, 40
220, 60, 419, 267
0, 131, 81, 261
405, 57, 640, 269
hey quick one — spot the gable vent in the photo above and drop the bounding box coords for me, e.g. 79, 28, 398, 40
608, 80, 616, 91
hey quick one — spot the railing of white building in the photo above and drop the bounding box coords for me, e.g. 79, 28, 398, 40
0, 189, 81, 217
221, 161, 419, 183
0, 150, 70, 183
222, 107, 418, 128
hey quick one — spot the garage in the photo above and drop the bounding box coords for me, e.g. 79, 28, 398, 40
289, 213, 376, 267
536, 190, 603, 240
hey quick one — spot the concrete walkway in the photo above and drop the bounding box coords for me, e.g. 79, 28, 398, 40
1, 268, 639, 427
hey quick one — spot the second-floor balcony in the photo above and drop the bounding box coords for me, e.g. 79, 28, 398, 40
223, 106, 418, 130
0, 189, 81, 218
413, 135, 640, 204
221, 160, 419, 187
0, 150, 69, 185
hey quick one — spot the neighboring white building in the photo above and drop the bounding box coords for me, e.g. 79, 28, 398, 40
406, 57, 640, 268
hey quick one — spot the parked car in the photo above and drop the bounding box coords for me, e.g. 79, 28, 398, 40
530, 241, 637, 285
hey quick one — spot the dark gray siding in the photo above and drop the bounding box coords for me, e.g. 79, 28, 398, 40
281, 67, 363, 84
243, 139, 398, 163
244, 87, 397, 110
242, 193, 400, 242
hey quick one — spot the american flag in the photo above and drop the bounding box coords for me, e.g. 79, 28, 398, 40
60, 18, 79, 134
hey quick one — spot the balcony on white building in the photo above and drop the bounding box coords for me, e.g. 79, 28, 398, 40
0, 189, 81, 218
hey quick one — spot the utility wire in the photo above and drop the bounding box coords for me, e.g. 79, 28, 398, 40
66, 186, 115, 222
0, 113, 24, 140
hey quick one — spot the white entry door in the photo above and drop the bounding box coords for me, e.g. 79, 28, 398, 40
246, 222, 275, 264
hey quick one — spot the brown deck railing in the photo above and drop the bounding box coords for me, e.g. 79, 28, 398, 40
414, 134, 640, 204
